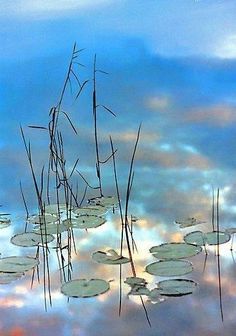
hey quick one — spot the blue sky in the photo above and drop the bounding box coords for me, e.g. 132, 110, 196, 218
1, 1, 236, 335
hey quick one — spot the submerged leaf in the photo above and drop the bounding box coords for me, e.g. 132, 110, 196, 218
61, 278, 110, 298
124, 276, 147, 286
0, 256, 39, 273
92, 250, 130, 265
150, 242, 202, 260
147, 288, 166, 304
145, 260, 193, 277
157, 279, 197, 297
128, 284, 150, 296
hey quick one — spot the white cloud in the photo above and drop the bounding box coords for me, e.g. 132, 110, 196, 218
214, 35, 236, 59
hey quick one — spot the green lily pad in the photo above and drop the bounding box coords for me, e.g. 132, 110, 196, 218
44, 204, 71, 214
0, 256, 39, 273
157, 279, 197, 297
11, 232, 54, 247
124, 277, 147, 286
28, 213, 59, 224
33, 222, 68, 235
150, 243, 202, 260
88, 196, 118, 208
147, 288, 166, 304
73, 205, 107, 217
184, 231, 206, 246
63, 215, 106, 229
61, 278, 110, 298
205, 231, 231, 245
128, 284, 150, 296
0, 272, 25, 284
92, 250, 130, 265
175, 217, 206, 228
145, 260, 193, 277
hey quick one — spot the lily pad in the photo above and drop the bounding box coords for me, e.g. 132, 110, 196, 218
150, 243, 202, 260
73, 205, 107, 217
61, 278, 110, 298
0, 272, 24, 284
175, 217, 205, 228
124, 277, 147, 286
63, 215, 106, 229
88, 196, 118, 208
226, 228, 236, 234
11, 232, 54, 247
128, 284, 150, 296
145, 260, 193, 277
147, 288, 166, 304
33, 222, 68, 235
205, 231, 231, 245
0, 256, 39, 273
92, 250, 130, 265
28, 213, 59, 224
157, 279, 197, 297
184, 231, 206, 246
44, 204, 71, 214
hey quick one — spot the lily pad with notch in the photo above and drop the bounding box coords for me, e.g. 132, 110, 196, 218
88, 196, 118, 208
73, 205, 108, 217
63, 215, 106, 230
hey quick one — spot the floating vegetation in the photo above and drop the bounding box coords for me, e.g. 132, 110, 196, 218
88, 196, 118, 208
147, 289, 166, 304
175, 217, 206, 228
28, 213, 59, 224
0, 256, 39, 273
124, 276, 147, 286
157, 279, 197, 297
73, 205, 108, 217
150, 242, 202, 260
92, 250, 130, 265
44, 203, 70, 214
184, 230, 231, 246
145, 260, 193, 277
33, 222, 68, 235
61, 279, 110, 298
11, 232, 54, 247
63, 215, 106, 230
0, 272, 25, 284
128, 284, 150, 296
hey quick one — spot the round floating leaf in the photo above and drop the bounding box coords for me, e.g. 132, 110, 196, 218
0, 272, 24, 284
73, 205, 107, 217
33, 222, 68, 235
124, 277, 147, 286
145, 260, 193, 277
205, 231, 231, 246
11, 232, 54, 247
28, 213, 59, 224
92, 250, 130, 265
184, 231, 206, 246
150, 243, 202, 260
44, 204, 70, 214
88, 196, 118, 208
157, 279, 197, 297
175, 217, 205, 228
61, 278, 110, 298
63, 215, 106, 229
128, 285, 150, 296
0, 256, 39, 273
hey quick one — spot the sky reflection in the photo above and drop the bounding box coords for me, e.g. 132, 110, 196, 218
1, 0, 236, 335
